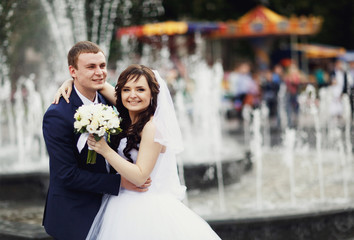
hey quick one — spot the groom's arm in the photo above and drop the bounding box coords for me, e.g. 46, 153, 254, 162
43, 103, 121, 195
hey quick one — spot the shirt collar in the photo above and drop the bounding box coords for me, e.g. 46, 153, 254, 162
74, 85, 98, 105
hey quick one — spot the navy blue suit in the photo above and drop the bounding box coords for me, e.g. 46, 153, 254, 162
42, 87, 121, 240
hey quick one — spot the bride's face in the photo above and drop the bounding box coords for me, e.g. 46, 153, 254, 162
121, 75, 151, 116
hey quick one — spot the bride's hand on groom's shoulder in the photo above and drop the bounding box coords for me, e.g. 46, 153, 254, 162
52, 79, 74, 104
121, 176, 151, 192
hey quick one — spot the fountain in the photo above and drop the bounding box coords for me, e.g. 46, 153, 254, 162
0, 0, 164, 239
187, 84, 354, 239
114, 32, 354, 239
1, 1, 354, 240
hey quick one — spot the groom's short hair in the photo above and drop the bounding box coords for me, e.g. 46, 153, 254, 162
68, 41, 105, 69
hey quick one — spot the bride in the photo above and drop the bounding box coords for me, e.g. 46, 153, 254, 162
56, 64, 221, 239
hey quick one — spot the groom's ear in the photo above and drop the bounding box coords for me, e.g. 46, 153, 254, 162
69, 65, 77, 79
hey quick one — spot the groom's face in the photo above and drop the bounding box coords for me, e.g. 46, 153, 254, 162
69, 52, 107, 100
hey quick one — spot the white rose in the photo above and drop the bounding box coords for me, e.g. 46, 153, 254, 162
74, 121, 82, 130
96, 127, 106, 137
101, 121, 108, 129
110, 118, 120, 128
95, 104, 104, 112
74, 112, 80, 120
86, 125, 96, 133
90, 118, 99, 129
98, 115, 106, 124
102, 109, 115, 120
81, 110, 92, 121
106, 120, 114, 129
80, 118, 90, 126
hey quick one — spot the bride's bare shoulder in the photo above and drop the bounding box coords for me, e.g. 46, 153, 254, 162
142, 118, 156, 135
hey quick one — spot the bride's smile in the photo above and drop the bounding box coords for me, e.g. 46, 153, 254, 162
122, 75, 152, 116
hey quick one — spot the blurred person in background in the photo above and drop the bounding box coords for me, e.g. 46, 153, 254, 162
261, 68, 280, 121
330, 59, 353, 117
284, 63, 303, 128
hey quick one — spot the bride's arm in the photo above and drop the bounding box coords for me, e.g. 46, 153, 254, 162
88, 121, 161, 186
99, 82, 117, 105
53, 79, 73, 104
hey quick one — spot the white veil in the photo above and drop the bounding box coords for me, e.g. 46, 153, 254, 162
152, 70, 184, 154
151, 70, 186, 200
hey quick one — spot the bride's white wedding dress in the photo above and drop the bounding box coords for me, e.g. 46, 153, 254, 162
86, 138, 221, 240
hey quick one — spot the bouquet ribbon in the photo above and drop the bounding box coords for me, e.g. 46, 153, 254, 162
77, 133, 100, 164
77, 133, 89, 153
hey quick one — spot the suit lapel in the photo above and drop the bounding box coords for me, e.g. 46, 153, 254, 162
70, 87, 84, 109
97, 92, 110, 105
70, 88, 84, 145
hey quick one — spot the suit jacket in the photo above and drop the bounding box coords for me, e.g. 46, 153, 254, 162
42, 87, 121, 240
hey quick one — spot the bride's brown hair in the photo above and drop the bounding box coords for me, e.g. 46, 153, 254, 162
111, 64, 160, 162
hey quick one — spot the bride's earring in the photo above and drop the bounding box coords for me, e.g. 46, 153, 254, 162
150, 98, 153, 106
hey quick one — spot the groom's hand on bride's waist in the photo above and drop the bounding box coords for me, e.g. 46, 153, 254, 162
121, 177, 151, 192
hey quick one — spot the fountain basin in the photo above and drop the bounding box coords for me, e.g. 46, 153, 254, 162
0, 172, 51, 240
208, 206, 354, 240
0, 220, 52, 240
183, 151, 252, 189
2, 158, 354, 240
0, 172, 49, 201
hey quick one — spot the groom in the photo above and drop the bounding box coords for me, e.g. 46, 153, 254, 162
42, 41, 148, 239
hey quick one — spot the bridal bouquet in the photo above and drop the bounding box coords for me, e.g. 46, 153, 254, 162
74, 104, 122, 164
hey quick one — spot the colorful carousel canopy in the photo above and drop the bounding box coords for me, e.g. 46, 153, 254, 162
293, 43, 346, 59
116, 21, 222, 38
211, 5, 323, 38
116, 6, 322, 39
236, 5, 288, 35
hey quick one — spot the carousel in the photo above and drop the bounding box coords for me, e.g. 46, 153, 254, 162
116, 5, 324, 71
